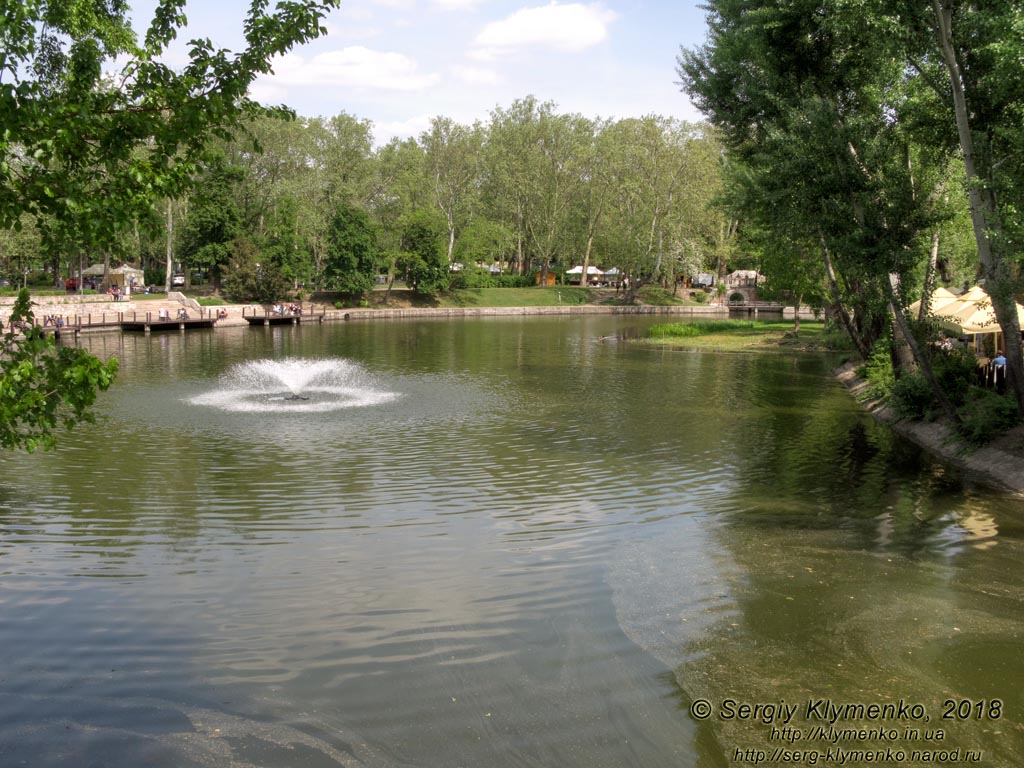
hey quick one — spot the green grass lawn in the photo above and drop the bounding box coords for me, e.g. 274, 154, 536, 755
128, 293, 169, 301
436, 287, 595, 307
645, 319, 841, 351
365, 284, 706, 308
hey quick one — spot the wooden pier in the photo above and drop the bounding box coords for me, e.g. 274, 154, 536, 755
37, 309, 219, 334
36, 312, 122, 336
121, 311, 217, 332
243, 304, 326, 326
29, 303, 327, 336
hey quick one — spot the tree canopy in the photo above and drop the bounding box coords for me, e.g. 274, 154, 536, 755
678, 0, 1024, 423
0, 0, 339, 450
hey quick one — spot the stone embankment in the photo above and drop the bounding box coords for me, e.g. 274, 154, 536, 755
322, 304, 733, 321
2, 294, 745, 331
835, 362, 1024, 497
4, 294, 822, 329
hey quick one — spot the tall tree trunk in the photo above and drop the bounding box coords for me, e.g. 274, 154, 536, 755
515, 201, 525, 275
581, 233, 594, 288
889, 279, 918, 378
932, 0, 1024, 411
165, 201, 174, 293
821, 239, 870, 359
888, 274, 961, 424
446, 216, 455, 266
918, 231, 940, 322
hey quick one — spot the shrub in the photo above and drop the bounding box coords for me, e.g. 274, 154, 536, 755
957, 391, 1019, 446
691, 291, 708, 304
496, 273, 532, 288
931, 346, 977, 407
819, 328, 855, 352
450, 265, 496, 289
858, 341, 895, 400
890, 373, 934, 420
26, 270, 53, 287
332, 295, 365, 309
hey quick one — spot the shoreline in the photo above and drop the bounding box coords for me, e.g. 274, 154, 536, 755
5, 297, 748, 333
834, 362, 1024, 498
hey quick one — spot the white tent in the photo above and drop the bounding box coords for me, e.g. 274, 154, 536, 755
935, 292, 1024, 335
917, 285, 1024, 352
80, 263, 145, 282
566, 265, 605, 285
110, 265, 145, 279
908, 286, 959, 317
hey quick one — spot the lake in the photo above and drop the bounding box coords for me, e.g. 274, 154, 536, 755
1, 316, 1021, 767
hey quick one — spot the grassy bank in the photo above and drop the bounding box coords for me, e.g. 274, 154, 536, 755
434, 284, 698, 307
645, 319, 842, 351
322, 285, 706, 309
434, 286, 595, 307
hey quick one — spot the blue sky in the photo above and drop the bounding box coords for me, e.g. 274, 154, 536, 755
129, 1, 709, 145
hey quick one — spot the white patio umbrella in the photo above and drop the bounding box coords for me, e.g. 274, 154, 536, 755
927, 285, 1024, 352
907, 286, 959, 317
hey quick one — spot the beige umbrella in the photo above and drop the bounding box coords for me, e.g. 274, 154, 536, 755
929, 285, 1024, 354
934, 288, 1024, 333
908, 286, 959, 317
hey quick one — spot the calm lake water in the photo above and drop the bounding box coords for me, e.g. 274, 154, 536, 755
1, 317, 1021, 767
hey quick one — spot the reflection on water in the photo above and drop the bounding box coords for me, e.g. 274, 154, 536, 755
1, 318, 1021, 767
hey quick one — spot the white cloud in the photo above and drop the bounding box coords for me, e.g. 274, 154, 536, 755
471, 2, 616, 60
338, 6, 374, 21
324, 6, 385, 39
372, 0, 416, 8
373, 114, 435, 146
452, 64, 499, 85
434, 0, 484, 10
261, 48, 440, 91
248, 80, 290, 106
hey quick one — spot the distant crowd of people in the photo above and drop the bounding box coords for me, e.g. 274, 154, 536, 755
272, 303, 303, 316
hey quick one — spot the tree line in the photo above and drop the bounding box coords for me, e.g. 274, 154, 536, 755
4, 0, 740, 451
3, 100, 740, 303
